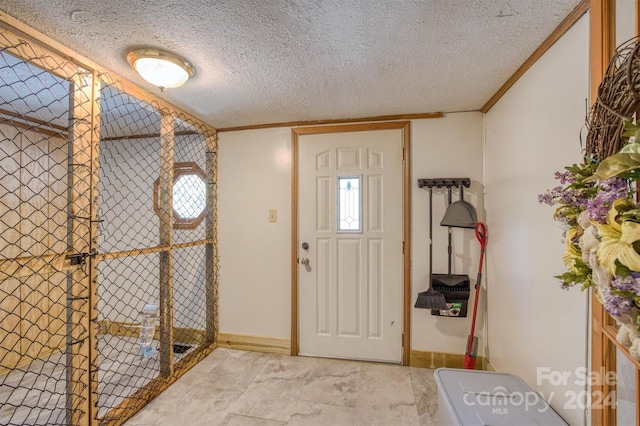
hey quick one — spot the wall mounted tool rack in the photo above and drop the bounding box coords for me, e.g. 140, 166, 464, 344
417, 177, 473, 318
417, 178, 470, 189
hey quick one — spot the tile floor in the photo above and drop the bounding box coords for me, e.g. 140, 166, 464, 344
125, 348, 440, 426
0, 335, 194, 424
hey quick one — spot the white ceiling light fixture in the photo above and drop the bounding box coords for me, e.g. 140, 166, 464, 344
127, 48, 195, 91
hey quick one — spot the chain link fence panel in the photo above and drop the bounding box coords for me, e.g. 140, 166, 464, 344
0, 29, 218, 426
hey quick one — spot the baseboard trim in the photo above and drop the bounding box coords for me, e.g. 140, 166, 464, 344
217, 332, 291, 355
410, 349, 486, 370
98, 325, 494, 370
483, 358, 495, 371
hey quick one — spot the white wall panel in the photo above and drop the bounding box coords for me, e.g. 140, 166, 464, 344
218, 127, 292, 338
410, 113, 484, 353
484, 15, 588, 426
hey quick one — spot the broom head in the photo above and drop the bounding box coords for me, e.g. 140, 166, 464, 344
415, 287, 447, 310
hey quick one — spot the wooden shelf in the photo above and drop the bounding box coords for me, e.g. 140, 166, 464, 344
603, 325, 640, 370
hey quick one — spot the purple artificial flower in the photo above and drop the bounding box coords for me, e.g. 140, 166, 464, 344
602, 287, 635, 317
537, 192, 552, 205
598, 177, 629, 193
538, 186, 563, 206
554, 171, 576, 185
586, 177, 631, 224
611, 272, 640, 297
586, 196, 612, 224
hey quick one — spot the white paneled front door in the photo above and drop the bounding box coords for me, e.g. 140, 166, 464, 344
297, 128, 404, 363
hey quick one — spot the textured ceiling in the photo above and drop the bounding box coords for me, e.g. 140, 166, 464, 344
0, 0, 583, 129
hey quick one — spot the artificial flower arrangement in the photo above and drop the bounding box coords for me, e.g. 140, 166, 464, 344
539, 121, 640, 360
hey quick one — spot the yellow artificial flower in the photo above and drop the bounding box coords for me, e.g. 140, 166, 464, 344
562, 227, 581, 272
594, 200, 640, 274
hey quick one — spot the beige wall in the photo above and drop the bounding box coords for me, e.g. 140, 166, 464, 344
484, 14, 589, 426
218, 127, 293, 339
218, 113, 484, 353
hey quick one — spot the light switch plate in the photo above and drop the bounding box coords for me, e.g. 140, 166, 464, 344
269, 209, 277, 222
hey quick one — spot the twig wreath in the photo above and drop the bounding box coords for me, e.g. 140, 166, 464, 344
587, 36, 640, 159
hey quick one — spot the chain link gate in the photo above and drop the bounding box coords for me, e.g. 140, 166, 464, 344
0, 22, 218, 426
95, 79, 218, 424
0, 28, 97, 425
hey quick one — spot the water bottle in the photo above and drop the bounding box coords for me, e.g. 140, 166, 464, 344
139, 303, 159, 358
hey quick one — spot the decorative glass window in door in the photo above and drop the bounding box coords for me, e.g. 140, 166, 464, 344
338, 176, 361, 232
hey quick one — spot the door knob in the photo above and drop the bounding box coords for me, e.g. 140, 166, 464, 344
300, 258, 309, 266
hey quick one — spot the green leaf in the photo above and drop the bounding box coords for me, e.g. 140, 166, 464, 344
620, 207, 640, 220
620, 143, 640, 153
612, 289, 636, 300
616, 262, 632, 277
553, 267, 592, 290
618, 169, 640, 180
587, 153, 640, 181
623, 121, 640, 139
567, 162, 598, 177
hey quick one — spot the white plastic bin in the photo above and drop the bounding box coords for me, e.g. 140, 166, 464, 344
434, 368, 568, 425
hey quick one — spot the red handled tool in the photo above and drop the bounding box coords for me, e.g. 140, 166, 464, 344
464, 222, 487, 370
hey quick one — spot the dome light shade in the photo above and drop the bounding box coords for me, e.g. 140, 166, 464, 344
127, 49, 195, 90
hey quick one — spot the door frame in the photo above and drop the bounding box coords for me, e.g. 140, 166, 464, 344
290, 121, 411, 365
